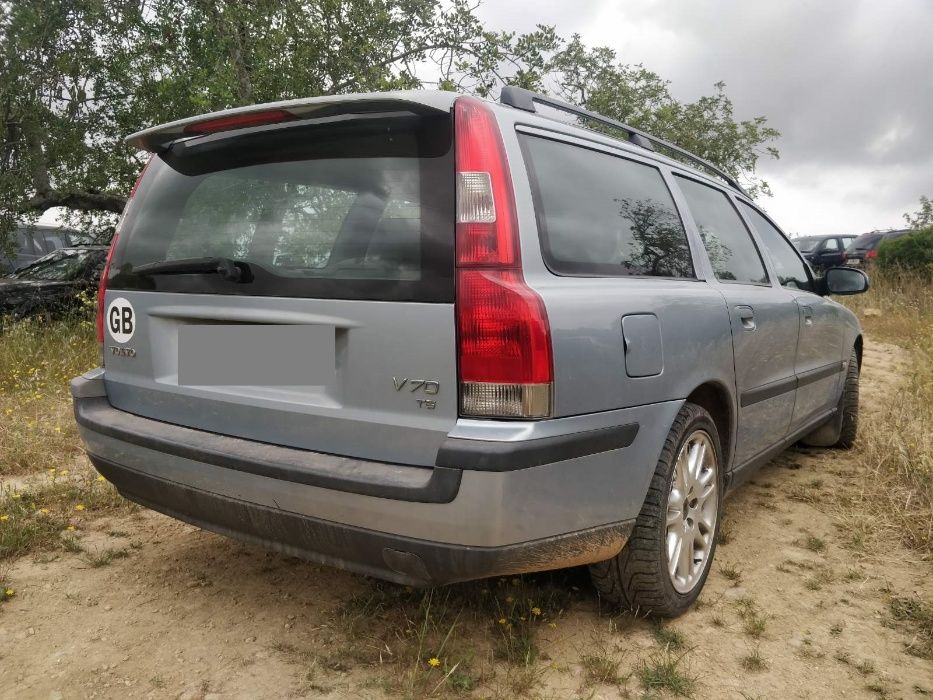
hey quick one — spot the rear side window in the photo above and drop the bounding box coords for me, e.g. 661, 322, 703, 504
520, 135, 695, 278
740, 204, 812, 291
111, 114, 454, 302
675, 176, 768, 284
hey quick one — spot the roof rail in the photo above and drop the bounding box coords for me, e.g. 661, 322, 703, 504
499, 86, 747, 195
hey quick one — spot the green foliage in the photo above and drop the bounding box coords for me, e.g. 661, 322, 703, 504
876, 226, 933, 276
904, 195, 933, 230
1, 1, 781, 248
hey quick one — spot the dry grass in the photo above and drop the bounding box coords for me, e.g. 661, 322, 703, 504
0, 311, 98, 476
0, 466, 132, 560
840, 268, 933, 559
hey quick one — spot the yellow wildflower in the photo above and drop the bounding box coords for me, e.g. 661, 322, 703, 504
39, 508, 50, 514
4, 589, 13, 598
67, 525, 76, 532
60, 469, 69, 476
74, 504, 86, 512
0, 514, 9, 522
498, 617, 507, 625
531, 607, 542, 617
96, 475, 106, 482
428, 657, 441, 668
11, 493, 20, 500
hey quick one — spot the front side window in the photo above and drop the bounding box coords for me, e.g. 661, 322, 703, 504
520, 135, 695, 278
739, 203, 812, 291
675, 176, 768, 284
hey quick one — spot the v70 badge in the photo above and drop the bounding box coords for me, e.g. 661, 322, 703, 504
393, 377, 439, 409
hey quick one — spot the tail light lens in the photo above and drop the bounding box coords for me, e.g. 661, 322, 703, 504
97, 160, 150, 349
866, 249, 878, 259
454, 97, 553, 419
95, 233, 118, 345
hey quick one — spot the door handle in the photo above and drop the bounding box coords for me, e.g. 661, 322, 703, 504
736, 306, 756, 331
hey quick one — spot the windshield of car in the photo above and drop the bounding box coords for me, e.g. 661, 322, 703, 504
793, 236, 821, 252
11, 249, 96, 281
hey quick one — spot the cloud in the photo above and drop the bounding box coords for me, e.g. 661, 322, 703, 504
477, 0, 933, 234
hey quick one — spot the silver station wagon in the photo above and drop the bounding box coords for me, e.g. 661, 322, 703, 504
72, 88, 869, 616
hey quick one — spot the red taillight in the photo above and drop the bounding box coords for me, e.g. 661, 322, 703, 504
454, 97, 553, 418
95, 233, 118, 345
183, 109, 295, 136
866, 249, 878, 259
97, 160, 150, 346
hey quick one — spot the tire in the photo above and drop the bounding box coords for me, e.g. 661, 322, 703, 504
801, 347, 859, 449
834, 348, 859, 448
589, 402, 723, 617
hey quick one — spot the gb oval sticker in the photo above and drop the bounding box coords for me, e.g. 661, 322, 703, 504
107, 297, 135, 343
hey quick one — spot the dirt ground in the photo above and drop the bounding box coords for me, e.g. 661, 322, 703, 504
1, 340, 931, 699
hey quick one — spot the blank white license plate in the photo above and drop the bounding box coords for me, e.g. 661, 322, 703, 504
178, 324, 335, 386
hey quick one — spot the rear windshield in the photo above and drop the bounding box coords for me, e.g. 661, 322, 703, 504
110, 113, 454, 302
849, 233, 881, 250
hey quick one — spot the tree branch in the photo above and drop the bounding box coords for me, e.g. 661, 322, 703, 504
25, 189, 126, 214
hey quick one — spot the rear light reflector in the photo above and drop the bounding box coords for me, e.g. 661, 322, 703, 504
183, 109, 295, 136
98, 159, 150, 350
95, 233, 118, 345
866, 249, 878, 259
454, 97, 553, 419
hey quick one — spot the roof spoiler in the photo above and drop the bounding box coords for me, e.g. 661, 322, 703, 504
125, 92, 453, 153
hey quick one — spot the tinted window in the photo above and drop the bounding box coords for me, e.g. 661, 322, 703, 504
740, 204, 812, 291
675, 177, 768, 284
520, 136, 694, 278
850, 233, 881, 250
111, 114, 454, 302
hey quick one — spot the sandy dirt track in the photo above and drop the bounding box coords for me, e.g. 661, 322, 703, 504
1, 340, 930, 699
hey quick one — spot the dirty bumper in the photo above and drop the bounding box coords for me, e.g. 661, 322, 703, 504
91, 455, 633, 586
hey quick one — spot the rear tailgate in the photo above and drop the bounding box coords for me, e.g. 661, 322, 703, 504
103, 105, 456, 466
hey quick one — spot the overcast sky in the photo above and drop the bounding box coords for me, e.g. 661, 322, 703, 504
477, 0, 932, 236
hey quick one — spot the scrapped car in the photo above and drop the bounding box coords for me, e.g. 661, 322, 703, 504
0, 224, 77, 274
1, 246, 107, 318
793, 234, 855, 271
844, 229, 911, 267
71, 89, 869, 617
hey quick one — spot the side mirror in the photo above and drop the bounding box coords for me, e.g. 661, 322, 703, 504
821, 266, 869, 296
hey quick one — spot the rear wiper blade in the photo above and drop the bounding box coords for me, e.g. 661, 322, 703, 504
130, 257, 250, 282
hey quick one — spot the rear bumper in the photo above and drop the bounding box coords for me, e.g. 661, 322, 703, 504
90, 454, 631, 586
71, 369, 681, 585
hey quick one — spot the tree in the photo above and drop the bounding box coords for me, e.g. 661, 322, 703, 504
1, 2, 781, 247
903, 195, 933, 230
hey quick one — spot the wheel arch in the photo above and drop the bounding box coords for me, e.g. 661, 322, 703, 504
685, 381, 735, 470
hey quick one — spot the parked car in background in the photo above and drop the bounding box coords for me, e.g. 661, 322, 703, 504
0, 224, 78, 274
844, 229, 912, 267
793, 234, 856, 271
72, 88, 869, 618
0, 246, 108, 318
